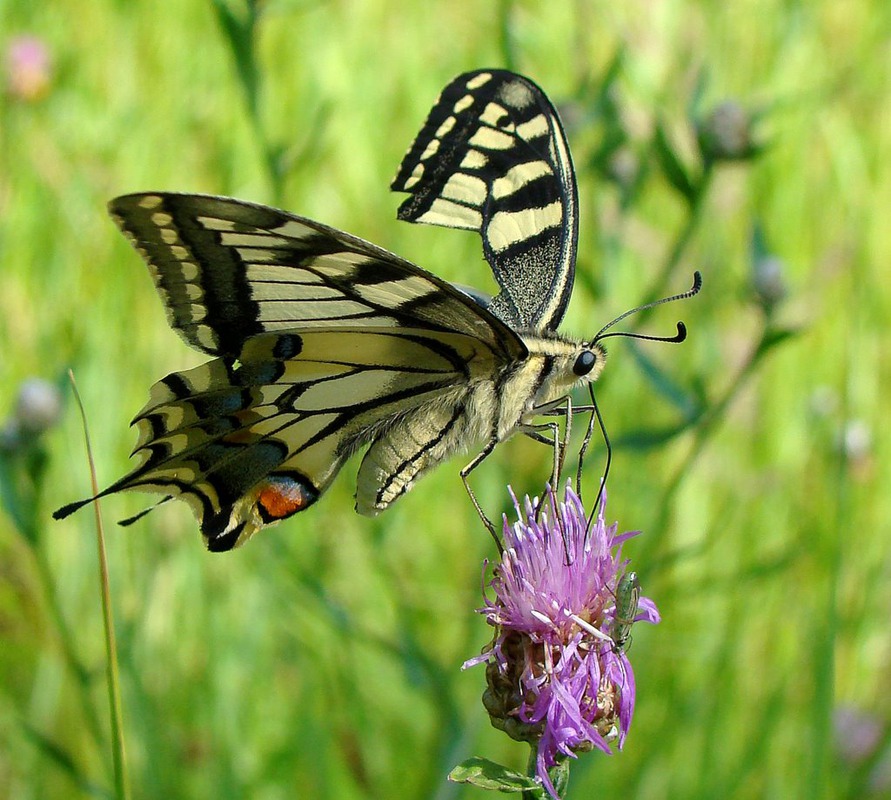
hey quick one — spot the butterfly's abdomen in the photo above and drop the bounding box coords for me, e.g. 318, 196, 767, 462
354, 387, 478, 515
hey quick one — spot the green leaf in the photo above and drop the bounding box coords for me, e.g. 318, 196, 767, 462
615, 420, 700, 450
550, 758, 571, 796
653, 120, 697, 205
211, 0, 260, 119
21, 721, 113, 799
449, 757, 543, 794
756, 326, 800, 355
628, 342, 703, 418
687, 66, 710, 121
0, 441, 47, 545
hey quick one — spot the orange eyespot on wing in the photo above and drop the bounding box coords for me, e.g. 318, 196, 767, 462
256, 473, 319, 523
203, 473, 321, 552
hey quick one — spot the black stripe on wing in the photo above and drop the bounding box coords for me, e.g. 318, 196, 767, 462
391, 69, 579, 333
109, 192, 528, 360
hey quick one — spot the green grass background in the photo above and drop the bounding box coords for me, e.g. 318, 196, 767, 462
1, 1, 888, 798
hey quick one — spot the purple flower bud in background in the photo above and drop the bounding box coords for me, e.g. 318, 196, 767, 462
1, 378, 62, 451
697, 100, 757, 163
6, 35, 52, 102
752, 253, 789, 312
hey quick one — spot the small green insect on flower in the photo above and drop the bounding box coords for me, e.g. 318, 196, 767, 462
611, 571, 642, 654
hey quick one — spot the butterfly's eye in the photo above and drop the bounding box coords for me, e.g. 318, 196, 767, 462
573, 350, 598, 377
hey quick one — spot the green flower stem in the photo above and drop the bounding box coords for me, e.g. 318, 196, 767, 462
497, 0, 518, 73
646, 321, 783, 557
93, 504, 128, 800
639, 161, 715, 321
524, 743, 540, 800
69, 371, 129, 799
212, 0, 285, 204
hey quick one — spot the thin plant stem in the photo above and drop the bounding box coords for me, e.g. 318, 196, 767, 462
211, 0, 284, 204
497, 0, 517, 73
68, 371, 129, 800
523, 743, 539, 800
30, 543, 107, 755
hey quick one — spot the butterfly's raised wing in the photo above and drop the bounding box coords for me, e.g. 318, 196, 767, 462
107, 192, 522, 359
391, 69, 578, 333
55, 193, 529, 549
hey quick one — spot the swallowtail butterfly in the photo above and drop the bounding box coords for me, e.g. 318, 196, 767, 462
55, 69, 697, 550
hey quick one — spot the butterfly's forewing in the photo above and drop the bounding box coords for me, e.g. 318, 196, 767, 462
391, 69, 578, 333
108, 193, 525, 359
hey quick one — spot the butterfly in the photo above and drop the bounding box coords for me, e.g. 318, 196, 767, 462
55, 69, 697, 551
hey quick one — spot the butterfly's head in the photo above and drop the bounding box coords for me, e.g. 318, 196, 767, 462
530, 338, 607, 408
572, 345, 605, 381
563, 339, 608, 394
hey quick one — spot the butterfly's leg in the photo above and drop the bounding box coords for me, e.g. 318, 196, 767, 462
522, 427, 556, 446
535, 393, 605, 514
559, 396, 572, 486
461, 438, 500, 548
577, 403, 597, 500
525, 397, 574, 489
519, 422, 559, 527
520, 421, 561, 487
580, 386, 611, 529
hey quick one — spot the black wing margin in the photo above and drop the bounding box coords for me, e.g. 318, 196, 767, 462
108, 192, 528, 361
391, 69, 579, 333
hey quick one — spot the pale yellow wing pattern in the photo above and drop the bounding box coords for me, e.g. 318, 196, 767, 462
107, 192, 523, 357
392, 69, 579, 332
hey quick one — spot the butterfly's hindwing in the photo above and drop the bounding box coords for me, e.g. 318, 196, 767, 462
391, 69, 579, 332
106, 326, 509, 548
109, 193, 527, 360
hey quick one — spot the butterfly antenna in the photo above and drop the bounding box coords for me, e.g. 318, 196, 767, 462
574, 273, 701, 536
592, 271, 702, 344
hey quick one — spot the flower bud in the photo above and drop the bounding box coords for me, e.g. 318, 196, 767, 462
752, 253, 788, 312
697, 101, 756, 162
15, 378, 63, 435
605, 146, 640, 192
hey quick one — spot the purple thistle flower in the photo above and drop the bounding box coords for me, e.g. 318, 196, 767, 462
464, 483, 659, 799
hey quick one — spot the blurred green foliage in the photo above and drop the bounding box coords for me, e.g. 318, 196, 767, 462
0, 2, 888, 798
